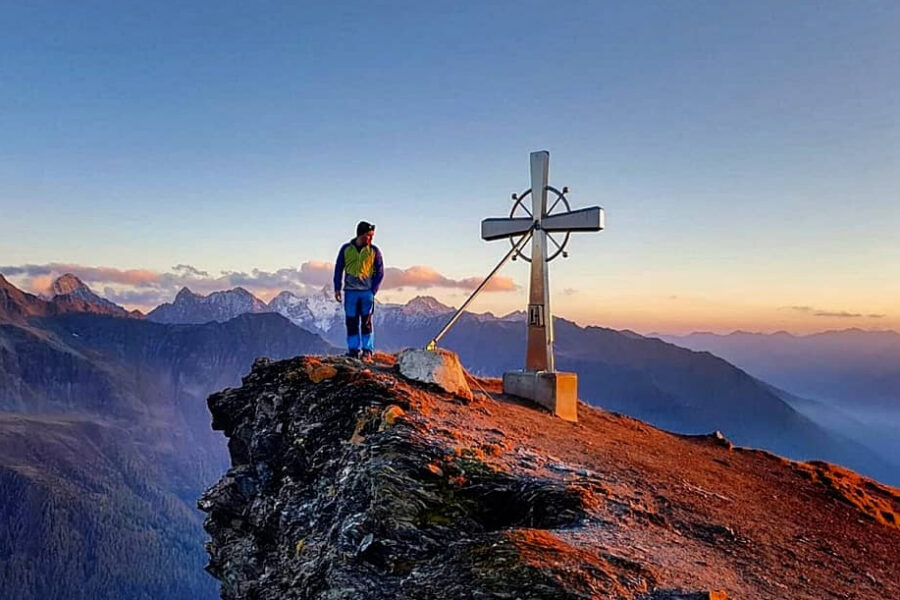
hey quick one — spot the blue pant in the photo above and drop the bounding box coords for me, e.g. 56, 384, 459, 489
344, 290, 375, 352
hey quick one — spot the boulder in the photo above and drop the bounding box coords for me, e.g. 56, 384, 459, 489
396, 348, 473, 401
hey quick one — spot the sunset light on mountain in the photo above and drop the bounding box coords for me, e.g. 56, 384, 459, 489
2, 3, 898, 599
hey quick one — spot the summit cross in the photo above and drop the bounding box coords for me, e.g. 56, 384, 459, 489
481, 150, 605, 374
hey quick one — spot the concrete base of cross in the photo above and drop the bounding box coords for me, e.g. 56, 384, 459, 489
502, 370, 578, 422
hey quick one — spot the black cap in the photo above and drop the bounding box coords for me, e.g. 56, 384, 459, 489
356, 221, 375, 236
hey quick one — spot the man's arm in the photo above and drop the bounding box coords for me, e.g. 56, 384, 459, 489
333, 245, 346, 302
371, 246, 384, 295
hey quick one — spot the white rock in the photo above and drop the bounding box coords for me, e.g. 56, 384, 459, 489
396, 348, 473, 401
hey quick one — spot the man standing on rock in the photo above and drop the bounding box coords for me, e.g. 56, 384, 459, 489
333, 221, 384, 361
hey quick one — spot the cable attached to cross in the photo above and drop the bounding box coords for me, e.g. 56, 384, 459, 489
425, 225, 535, 351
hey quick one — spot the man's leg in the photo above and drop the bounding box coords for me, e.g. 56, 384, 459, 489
344, 291, 361, 357
359, 290, 375, 355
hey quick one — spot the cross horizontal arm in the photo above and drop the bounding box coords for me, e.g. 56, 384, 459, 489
481, 217, 534, 241
540, 206, 605, 233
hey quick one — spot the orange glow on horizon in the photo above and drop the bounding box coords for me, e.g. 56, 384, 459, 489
8, 271, 896, 336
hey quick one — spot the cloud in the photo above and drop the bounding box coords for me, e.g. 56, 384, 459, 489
383, 265, 517, 292
785, 306, 813, 313
298, 261, 335, 287
813, 310, 864, 318
173, 264, 209, 278
1, 263, 163, 288
102, 286, 171, 307
30, 275, 56, 296
1, 260, 517, 310
781, 305, 886, 319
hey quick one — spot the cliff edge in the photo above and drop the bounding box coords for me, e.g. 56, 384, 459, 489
200, 354, 900, 599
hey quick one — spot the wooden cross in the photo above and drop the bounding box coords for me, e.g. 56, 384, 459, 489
481, 151, 604, 372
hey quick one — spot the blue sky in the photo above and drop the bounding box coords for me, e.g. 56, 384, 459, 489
2, 2, 898, 332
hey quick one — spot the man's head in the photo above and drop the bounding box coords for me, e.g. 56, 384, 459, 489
355, 221, 375, 246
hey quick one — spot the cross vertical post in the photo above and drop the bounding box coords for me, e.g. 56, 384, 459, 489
526, 150, 554, 372
478, 150, 605, 422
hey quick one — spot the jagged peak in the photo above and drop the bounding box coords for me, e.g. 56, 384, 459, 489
403, 295, 452, 315
206, 287, 264, 303
51, 273, 91, 296
499, 309, 526, 321
175, 286, 201, 301
228, 286, 255, 297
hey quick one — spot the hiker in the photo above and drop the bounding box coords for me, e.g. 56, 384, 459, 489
333, 221, 384, 361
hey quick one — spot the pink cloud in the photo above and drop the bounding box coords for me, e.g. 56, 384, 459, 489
5, 263, 163, 288
298, 261, 334, 287
383, 265, 517, 292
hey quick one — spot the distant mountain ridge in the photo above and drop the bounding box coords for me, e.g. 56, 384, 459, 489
147, 286, 269, 324
0, 272, 141, 322
655, 328, 900, 486
655, 329, 900, 409
144, 283, 459, 334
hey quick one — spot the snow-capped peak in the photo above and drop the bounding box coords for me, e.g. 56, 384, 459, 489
402, 296, 453, 317
267, 287, 340, 332
175, 287, 201, 302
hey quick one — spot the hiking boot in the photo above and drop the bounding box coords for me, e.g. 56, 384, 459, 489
360, 350, 374, 363
345, 349, 361, 359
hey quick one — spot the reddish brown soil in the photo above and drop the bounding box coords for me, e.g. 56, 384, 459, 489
363, 352, 900, 599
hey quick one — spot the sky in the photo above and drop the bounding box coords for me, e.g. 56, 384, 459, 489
1, 2, 898, 334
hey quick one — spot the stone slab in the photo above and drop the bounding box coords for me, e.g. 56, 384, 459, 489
502, 370, 578, 422
397, 348, 473, 401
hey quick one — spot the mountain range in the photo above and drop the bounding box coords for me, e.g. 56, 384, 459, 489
145, 283, 453, 336
0, 273, 141, 322
0, 275, 333, 599
657, 330, 900, 484
1, 272, 898, 598
656, 329, 900, 410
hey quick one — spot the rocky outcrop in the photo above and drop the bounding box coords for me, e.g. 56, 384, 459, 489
200, 355, 900, 600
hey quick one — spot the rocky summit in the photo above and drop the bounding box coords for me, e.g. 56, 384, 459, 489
200, 354, 900, 600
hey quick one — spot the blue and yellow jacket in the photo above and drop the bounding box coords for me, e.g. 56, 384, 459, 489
333, 239, 384, 294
